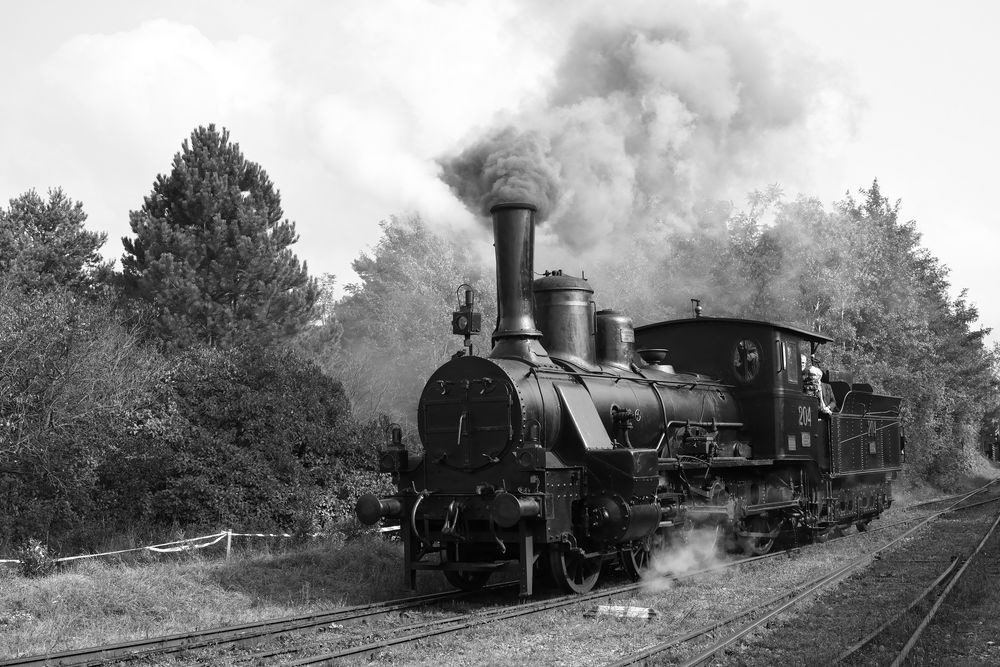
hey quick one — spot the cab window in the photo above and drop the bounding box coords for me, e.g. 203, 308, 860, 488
783, 338, 801, 385
732, 339, 761, 384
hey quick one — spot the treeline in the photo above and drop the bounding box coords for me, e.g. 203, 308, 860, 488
608, 183, 999, 484
0, 125, 389, 552
336, 183, 1000, 487
3, 123, 997, 552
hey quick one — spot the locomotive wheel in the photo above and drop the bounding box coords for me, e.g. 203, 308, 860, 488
620, 538, 653, 582
740, 515, 780, 556
442, 544, 492, 592
443, 568, 491, 591
548, 547, 601, 594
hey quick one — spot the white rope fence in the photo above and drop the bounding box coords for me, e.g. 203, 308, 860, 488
0, 524, 400, 565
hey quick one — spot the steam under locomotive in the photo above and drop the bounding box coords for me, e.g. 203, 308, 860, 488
356, 203, 903, 595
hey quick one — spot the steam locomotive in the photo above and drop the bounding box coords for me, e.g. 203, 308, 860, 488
356, 203, 903, 595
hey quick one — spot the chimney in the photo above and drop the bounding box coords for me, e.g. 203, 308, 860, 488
489, 203, 551, 365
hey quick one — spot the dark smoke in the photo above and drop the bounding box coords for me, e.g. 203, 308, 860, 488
439, 126, 561, 221
438, 1, 842, 253
436, 1, 851, 322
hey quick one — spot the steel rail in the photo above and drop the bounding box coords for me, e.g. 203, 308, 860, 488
603, 562, 860, 667
2, 540, 802, 667
0, 584, 514, 667
277, 552, 800, 665
14, 484, 997, 667
604, 479, 998, 667
889, 508, 1000, 666
833, 557, 961, 663
207, 482, 1000, 665
676, 557, 863, 667
904, 482, 1000, 510
834, 492, 1000, 539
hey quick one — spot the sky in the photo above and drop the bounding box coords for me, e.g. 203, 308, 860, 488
2, 0, 998, 340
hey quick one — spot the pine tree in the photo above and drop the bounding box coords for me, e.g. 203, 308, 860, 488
122, 125, 317, 348
0, 188, 110, 294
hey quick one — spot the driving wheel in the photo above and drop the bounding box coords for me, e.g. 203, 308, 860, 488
620, 538, 653, 581
740, 515, 780, 555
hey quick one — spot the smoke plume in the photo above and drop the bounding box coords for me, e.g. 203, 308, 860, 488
439, 127, 561, 221
439, 1, 844, 252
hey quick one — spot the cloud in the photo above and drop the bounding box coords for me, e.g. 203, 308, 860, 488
45, 19, 279, 121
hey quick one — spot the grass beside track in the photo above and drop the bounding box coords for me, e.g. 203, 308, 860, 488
0, 535, 447, 660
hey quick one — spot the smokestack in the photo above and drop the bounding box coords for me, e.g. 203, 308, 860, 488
489, 203, 551, 365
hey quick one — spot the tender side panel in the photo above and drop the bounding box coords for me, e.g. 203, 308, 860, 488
829, 392, 902, 477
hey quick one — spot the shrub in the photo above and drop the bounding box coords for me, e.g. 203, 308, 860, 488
15, 538, 57, 577
107, 345, 379, 533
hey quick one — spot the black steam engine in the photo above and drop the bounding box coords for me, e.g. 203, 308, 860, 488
357, 203, 903, 595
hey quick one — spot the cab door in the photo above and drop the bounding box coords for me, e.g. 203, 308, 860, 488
776, 337, 824, 460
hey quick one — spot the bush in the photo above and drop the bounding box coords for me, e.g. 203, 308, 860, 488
0, 283, 166, 551
104, 345, 384, 533
14, 538, 57, 577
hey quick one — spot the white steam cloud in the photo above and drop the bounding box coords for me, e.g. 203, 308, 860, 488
440, 1, 843, 250
644, 527, 725, 592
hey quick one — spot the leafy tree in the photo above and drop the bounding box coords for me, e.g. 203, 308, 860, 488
0, 188, 111, 294
0, 282, 166, 547
330, 215, 496, 422
293, 273, 344, 358
642, 179, 999, 483
105, 345, 376, 533
122, 124, 317, 348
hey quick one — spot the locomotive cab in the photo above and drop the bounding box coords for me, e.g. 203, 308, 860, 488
637, 317, 902, 537
636, 318, 833, 462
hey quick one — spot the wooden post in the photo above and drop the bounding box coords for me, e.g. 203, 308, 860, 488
225, 529, 232, 560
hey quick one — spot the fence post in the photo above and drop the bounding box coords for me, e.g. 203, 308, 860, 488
225, 529, 232, 560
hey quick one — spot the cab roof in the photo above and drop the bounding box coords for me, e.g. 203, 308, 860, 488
635, 316, 834, 344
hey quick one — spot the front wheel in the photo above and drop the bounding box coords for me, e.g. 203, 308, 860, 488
442, 544, 492, 591
548, 546, 601, 594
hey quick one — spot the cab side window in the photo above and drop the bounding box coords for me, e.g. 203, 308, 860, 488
783, 339, 801, 385
732, 339, 762, 384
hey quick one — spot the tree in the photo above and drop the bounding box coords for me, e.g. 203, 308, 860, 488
0, 188, 110, 294
122, 124, 317, 348
106, 345, 373, 532
330, 215, 496, 422
0, 282, 166, 546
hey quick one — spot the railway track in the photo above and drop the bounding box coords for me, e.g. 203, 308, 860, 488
9, 482, 997, 666
833, 485, 1000, 666
603, 480, 1000, 666
0, 585, 515, 667
3, 541, 816, 666
240, 489, 1000, 665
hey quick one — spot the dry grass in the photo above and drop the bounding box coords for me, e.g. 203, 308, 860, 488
0, 535, 442, 660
